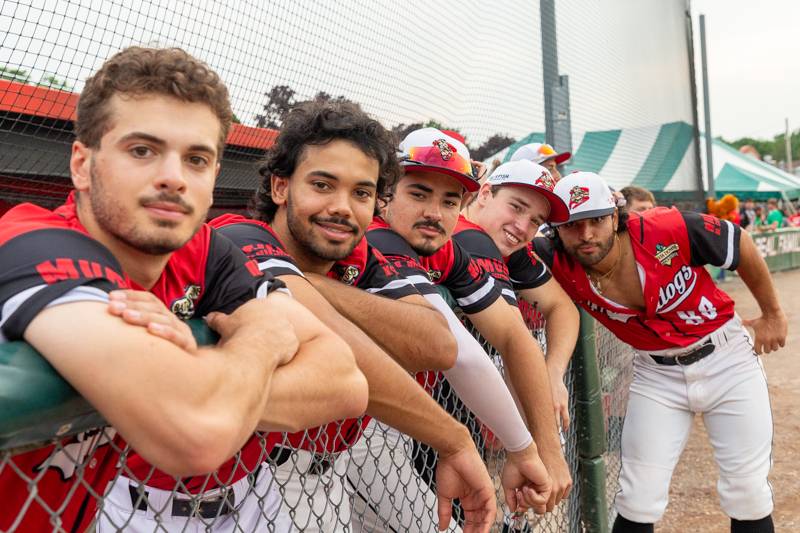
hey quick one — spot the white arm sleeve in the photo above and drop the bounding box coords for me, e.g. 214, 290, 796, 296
424, 292, 533, 452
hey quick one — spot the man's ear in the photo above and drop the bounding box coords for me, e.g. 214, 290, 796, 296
271, 175, 290, 206
612, 209, 619, 232
70, 141, 92, 192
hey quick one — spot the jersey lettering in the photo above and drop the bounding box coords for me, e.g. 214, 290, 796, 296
656, 265, 697, 313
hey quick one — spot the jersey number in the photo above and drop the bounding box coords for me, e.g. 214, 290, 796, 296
677, 296, 718, 325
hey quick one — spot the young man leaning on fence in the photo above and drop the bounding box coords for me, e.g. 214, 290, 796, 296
532, 171, 787, 533
458, 159, 580, 434
211, 100, 507, 533
0, 46, 369, 532
363, 128, 573, 525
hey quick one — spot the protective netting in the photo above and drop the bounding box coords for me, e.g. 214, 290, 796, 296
0, 0, 700, 215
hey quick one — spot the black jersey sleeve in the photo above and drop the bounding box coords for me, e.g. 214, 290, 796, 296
452, 229, 517, 305
0, 229, 127, 340
358, 246, 421, 300
366, 227, 438, 295
531, 236, 556, 270
506, 243, 552, 290
195, 231, 284, 316
216, 222, 304, 278
442, 241, 502, 314
682, 212, 741, 270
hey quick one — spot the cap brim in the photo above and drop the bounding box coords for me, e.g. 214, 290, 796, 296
551, 207, 615, 226
547, 152, 571, 165
500, 183, 570, 223
401, 162, 480, 192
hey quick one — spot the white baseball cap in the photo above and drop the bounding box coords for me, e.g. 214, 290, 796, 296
486, 160, 569, 223
551, 171, 616, 225
510, 142, 571, 165
398, 127, 480, 192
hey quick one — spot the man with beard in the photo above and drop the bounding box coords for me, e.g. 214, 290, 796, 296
365, 128, 571, 525
211, 101, 554, 532
458, 159, 579, 432
0, 47, 366, 532
532, 171, 786, 533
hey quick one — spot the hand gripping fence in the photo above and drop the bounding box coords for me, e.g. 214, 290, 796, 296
0, 294, 638, 532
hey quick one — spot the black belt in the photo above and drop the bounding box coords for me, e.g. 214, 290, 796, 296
268, 445, 333, 475
128, 484, 235, 518
650, 341, 715, 366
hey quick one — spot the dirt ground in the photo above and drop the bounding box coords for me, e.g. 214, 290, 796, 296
658, 269, 800, 532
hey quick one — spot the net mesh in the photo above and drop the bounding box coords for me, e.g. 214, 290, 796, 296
1, 308, 624, 532
0, 0, 699, 216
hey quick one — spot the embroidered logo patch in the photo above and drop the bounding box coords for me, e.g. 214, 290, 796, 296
568, 186, 590, 210
655, 243, 680, 266
170, 284, 201, 320
341, 265, 360, 285
432, 138, 454, 161
534, 171, 556, 191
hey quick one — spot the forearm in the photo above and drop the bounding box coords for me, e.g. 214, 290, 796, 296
736, 231, 783, 315
256, 335, 366, 432
308, 274, 456, 371
542, 305, 579, 377
423, 293, 533, 452
519, 285, 579, 378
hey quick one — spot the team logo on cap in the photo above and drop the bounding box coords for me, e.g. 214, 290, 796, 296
432, 139, 455, 161
170, 284, 201, 320
535, 171, 556, 191
568, 186, 590, 210
655, 243, 680, 266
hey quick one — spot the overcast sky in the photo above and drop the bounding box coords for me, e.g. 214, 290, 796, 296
691, 0, 800, 141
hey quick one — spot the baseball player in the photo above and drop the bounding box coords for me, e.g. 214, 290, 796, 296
0, 47, 365, 532
509, 142, 571, 182
211, 101, 548, 532
458, 159, 579, 431
364, 128, 571, 520
532, 171, 786, 533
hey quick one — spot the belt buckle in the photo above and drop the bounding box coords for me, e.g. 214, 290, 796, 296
172, 489, 235, 518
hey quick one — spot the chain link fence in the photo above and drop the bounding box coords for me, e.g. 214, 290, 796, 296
0, 302, 645, 532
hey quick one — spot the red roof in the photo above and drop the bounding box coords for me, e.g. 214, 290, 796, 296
0, 79, 277, 150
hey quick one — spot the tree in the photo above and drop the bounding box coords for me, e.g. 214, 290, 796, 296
254, 85, 296, 128
472, 134, 515, 161
726, 130, 800, 167
38, 74, 72, 92
0, 66, 31, 84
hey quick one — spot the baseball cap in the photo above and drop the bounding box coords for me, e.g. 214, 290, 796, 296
551, 171, 616, 226
486, 160, 569, 223
510, 142, 571, 166
398, 127, 480, 192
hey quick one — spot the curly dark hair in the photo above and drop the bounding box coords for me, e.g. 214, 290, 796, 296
76, 47, 232, 153
251, 100, 401, 222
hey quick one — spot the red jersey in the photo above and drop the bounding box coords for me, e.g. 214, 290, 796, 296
534, 207, 740, 350
0, 195, 276, 530
211, 214, 419, 453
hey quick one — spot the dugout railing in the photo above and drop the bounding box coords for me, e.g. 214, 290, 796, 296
0, 291, 634, 532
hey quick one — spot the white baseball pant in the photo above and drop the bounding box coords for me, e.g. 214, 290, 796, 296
272, 447, 351, 532
347, 419, 461, 532
614, 315, 773, 523
97, 463, 290, 532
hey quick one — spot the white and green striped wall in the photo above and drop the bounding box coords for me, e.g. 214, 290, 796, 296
486, 121, 800, 201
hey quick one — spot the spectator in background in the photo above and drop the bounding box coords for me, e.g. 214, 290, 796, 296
754, 206, 766, 229
510, 142, 571, 181
741, 199, 757, 231
620, 186, 656, 213
764, 198, 785, 230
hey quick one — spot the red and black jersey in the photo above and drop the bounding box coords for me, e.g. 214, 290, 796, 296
367, 217, 502, 314
534, 207, 740, 350
211, 214, 418, 454
0, 195, 279, 530
451, 215, 551, 305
